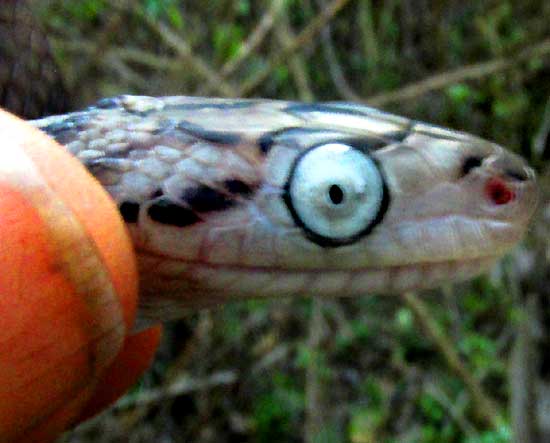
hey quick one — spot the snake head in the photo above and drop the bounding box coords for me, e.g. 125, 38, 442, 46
31, 97, 538, 318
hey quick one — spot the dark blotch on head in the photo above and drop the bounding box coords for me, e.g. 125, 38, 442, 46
224, 179, 253, 196
148, 198, 201, 227
182, 185, 234, 212
176, 120, 241, 145
119, 201, 140, 223
258, 132, 275, 154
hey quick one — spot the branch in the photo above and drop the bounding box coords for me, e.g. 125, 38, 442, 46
141, 14, 236, 97
105, 54, 150, 89
534, 95, 550, 158
401, 291, 503, 428
237, 0, 353, 96
510, 295, 540, 443
425, 382, 477, 438
114, 370, 237, 409
275, 4, 314, 101
220, 0, 286, 78
304, 299, 328, 443
366, 38, 550, 107
51, 38, 187, 73
71, 5, 126, 84
317, 0, 362, 101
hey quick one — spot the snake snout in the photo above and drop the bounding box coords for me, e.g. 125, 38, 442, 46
492, 149, 536, 182
484, 150, 538, 210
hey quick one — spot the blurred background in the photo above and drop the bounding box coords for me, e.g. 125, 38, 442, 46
1, 1, 550, 442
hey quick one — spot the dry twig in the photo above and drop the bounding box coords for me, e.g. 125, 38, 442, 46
366, 38, 550, 107
304, 299, 328, 443
510, 295, 540, 443
275, 5, 314, 101
534, 96, 550, 158
51, 39, 183, 72
141, 14, 236, 96
114, 370, 237, 409
402, 292, 502, 428
317, 0, 362, 101
220, 0, 286, 78
237, 0, 353, 96
425, 383, 477, 438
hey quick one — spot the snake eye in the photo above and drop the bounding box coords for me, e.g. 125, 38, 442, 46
284, 143, 388, 246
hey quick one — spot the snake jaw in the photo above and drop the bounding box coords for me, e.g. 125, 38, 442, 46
134, 252, 503, 322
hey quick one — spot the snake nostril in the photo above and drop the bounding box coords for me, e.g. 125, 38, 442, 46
461, 156, 484, 176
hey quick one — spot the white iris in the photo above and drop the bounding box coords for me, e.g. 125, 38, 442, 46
288, 143, 384, 241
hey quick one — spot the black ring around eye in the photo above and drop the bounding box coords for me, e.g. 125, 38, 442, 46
282, 143, 391, 248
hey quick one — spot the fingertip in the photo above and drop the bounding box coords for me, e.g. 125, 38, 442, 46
77, 326, 163, 422
0, 109, 142, 441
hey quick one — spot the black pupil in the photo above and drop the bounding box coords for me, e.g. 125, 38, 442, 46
328, 185, 344, 205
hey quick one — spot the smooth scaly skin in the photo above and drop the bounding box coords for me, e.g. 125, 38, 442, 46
31, 95, 538, 322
